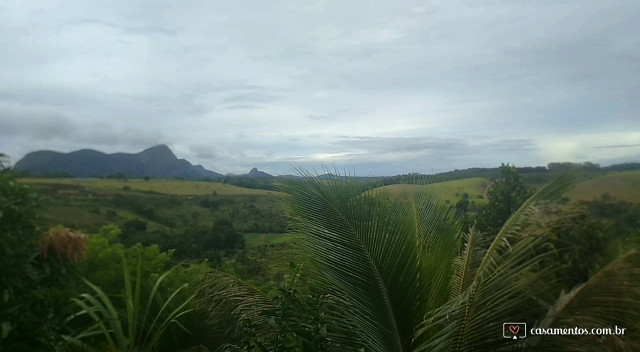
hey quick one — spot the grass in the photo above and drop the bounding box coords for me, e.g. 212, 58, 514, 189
238, 233, 305, 290
567, 171, 640, 203
19, 177, 288, 235
243, 233, 304, 248
19, 178, 279, 196
47, 205, 107, 229
375, 177, 490, 204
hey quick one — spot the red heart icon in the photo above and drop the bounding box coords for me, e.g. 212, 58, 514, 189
509, 325, 520, 335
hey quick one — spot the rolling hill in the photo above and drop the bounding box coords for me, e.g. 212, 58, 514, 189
565, 170, 640, 203
375, 177, 490, 204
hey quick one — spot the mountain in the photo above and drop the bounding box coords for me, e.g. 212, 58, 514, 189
223, 168, 273, 178
14, 145, 223, 179
247, 167, 272, 178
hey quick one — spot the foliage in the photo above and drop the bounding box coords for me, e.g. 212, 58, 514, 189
566, 171, 640, 203
65, 253, 196, 352
58, 224, 216, 351
547, 161, 601, 173
17, 178, 288, 264
267, 169, 640, 351
0, 171, 79, 351
39, 226, 87, 264
0, 152, 8, 170
201, 263, 333, 352
545, 195, 640, 290
475, 163, 534, 235
77, 225, 172, 295
280, 171, 459, 351
19, 178, 276, 196
525, 250, 640, 351
161, 219, 245, 262
6, 162, 640, 351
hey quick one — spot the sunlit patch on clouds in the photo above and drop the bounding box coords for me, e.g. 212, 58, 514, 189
538, 132, 640, 165
1, 0, 639, 175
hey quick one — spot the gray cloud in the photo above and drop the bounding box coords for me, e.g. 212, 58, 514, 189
1, 0, 639, 175
189, 144, 217, 159
223, 104, 263, 110
594, 144, 640, 149
0, 106, 76, 139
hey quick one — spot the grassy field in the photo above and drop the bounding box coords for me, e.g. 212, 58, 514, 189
19, 178, 279, 196
17, 177, 288, 235
375, 177, 490, 204
244, 233, 304, 248
566, 171, 640, 203
237, 233, 305, 291
374, 171, 640, 205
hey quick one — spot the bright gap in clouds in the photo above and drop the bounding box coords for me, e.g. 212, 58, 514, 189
1, 1, 639, 175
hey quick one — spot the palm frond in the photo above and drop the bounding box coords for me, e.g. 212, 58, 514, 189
450, 228, 486, 300
415, 173, 575, 351
279, 169, 461, 351
527, 250, 640, 352
408, 191, 462, 312
476, 171, 576, 280
199, 270, 276, 338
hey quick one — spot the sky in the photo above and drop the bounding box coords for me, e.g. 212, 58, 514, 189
1, 1, 639, 176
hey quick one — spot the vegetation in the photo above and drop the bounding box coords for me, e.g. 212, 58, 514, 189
566, 170, 640, 203
19, 178, 277, 196
0, 170, 84, 350
2, 158, 640, 351
198, 170, 640, 351
474, 163, 534, 235
376, 177, 489, 204
64, 255, 195, 352
16, 178, 288, 246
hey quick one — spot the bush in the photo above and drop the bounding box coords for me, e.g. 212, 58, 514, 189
0, 172, 80, 350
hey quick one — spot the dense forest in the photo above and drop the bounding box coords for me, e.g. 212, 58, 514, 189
2, 156, 640, 351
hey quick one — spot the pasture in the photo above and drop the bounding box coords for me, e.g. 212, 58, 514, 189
19, 178, 278, 196
375, 177, 490, 204
566, 170, 640, 203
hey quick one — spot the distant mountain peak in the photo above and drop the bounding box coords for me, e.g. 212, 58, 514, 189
139, 144, 176, 159
248, 167, 272, 178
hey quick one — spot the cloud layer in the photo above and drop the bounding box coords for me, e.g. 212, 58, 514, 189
1, 1, 639, 175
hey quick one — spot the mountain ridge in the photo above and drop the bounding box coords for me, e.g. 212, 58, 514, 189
14, 145, 224, 179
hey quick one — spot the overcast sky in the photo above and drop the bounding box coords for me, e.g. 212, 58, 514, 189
1, 1, 639, 176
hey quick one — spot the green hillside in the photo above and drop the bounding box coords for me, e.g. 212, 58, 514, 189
375, 171, 640, 205
376, 177, 490, 204
567, 171, 640, 203
16, 178, 287, 235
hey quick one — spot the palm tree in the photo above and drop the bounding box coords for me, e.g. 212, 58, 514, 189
206, 170, 640, 351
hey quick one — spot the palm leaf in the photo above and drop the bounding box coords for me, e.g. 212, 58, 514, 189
279, 169, 461, 351
415, 172, 575, 351
199, 270, 276, 338
527, 250, 640, 352
450, 228, 486, 300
